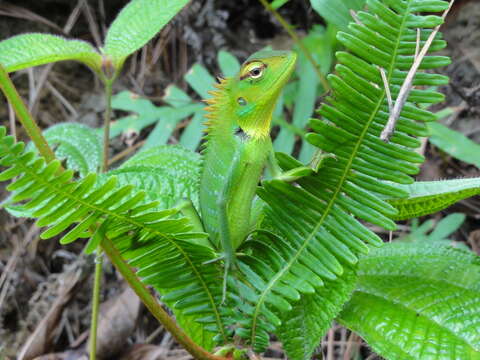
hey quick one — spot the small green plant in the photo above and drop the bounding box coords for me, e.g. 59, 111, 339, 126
1, 1, 479, 360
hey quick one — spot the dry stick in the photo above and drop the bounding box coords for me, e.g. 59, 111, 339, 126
107, 140, 146, 167
380, 0, 455, 142
258, 0, 330, 91
8, 102, 15, 139
30, 0, 83, 117
81, 0, 103, 49
0, 3, 64, 33
326, 328, 334, 360
46, 81, 79, 117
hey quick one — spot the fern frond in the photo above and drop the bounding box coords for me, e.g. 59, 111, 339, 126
233, 0, 450, 351
0, 127, 229, 348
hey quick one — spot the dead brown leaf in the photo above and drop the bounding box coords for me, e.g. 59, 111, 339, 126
17, 264, 85, 360
119, 344, 167, 360
32, 349, 87, 360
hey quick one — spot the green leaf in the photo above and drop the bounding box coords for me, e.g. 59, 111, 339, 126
35, 123, 102, 176
104, 0, 189, 68
311, 0, 366, 30
428, 213, 465, 241
217, 50, 241, 77
338, 242, 480, 360
185, 64, 216, 99
0, 33, 102, 73
106, 145, 201, 210
109, 91, 202, 149
271, 0, 290, 10
179, 110, 207, 151
277, 264, 357, 360
163, 85, 193, 107
3, 123, 102, 218
388, 177, 480, 220
429, 122, 480, 168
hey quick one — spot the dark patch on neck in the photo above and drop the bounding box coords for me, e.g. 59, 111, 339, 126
235, 127, 250, 141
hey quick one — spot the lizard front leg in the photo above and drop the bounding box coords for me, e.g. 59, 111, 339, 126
216, 148, 245, 304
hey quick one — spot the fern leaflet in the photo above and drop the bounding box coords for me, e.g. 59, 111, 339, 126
232, 0, 451, 351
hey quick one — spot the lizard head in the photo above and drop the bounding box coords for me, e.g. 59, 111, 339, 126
230, 50, 297, 139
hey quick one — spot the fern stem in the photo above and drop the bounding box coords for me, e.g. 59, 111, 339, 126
88, 251, 103, 360
0, 63, 222, 360
258, 0, 330, 91
0, 64, 56, 162
101, 79, 113, 172
101, 237, 227, 360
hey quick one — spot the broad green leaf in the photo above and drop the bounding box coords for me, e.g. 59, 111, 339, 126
143, 104, 201, 149
271, 0, 290, 10
104, 0, 189, 67
277, 264, 357, 360
217, 50, 241, 77
35, 123, 102, 176
163, 85, 193, 107
113, 145, 201, 209
338, 242, 480, 360
388, 177, 480, 220
185, 64, 216, 99
429, 122, 480, 168
311, 0, 366, 30
399, 214, 468, 250
109, 91, 202, 148
179, 110, 207, 151
162, 85, 206, 151
428, 213, 465, 241
0, 33, 102, 73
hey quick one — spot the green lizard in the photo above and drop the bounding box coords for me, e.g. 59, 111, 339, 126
199, 50, 297, 299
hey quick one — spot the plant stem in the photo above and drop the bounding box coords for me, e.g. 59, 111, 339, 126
258, 0, 330, 91
88, 250, 103, 360
101, 237, 227, 360
0, 65, 56, 162
2, 63, 225, 360
102, 79, 114, 172
88, 76, 115, 359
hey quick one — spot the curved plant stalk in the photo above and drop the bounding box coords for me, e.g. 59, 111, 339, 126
258, 0, 330, 91
0, 64, 226, 360
0, 65, 55, 162
101, 237, 226, 360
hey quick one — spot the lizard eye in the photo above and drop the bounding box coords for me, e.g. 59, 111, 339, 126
249, 66, 264, 79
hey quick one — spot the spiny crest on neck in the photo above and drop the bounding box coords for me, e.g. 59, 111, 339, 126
202, 76, 231, 134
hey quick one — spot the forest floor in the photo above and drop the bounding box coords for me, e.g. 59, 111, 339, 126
0, 0, 479, 359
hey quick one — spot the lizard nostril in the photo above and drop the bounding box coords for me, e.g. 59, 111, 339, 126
237, 97, 247, 106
